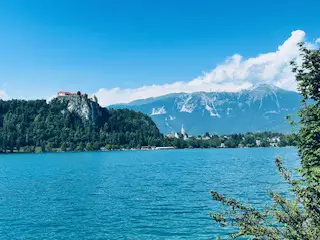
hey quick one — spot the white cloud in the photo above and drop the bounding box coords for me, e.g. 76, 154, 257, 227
0, 89, 8, 100
95, 30, 315, 106
316, 38, 320, 43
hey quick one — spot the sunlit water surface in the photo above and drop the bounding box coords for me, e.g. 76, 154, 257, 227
0, 148, 299, 239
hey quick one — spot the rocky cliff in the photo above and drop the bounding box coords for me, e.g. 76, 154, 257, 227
55, 95, 104, 124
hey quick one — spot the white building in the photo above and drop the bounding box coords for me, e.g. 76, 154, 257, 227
181, 125, 188, 140
256, 139, 261, 147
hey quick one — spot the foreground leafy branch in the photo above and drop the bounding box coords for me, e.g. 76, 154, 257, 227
210, 43, 320, 239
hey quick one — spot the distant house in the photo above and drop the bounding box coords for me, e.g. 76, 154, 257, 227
155, 146, 175, 150
141, 146, 149, 150
141, 146, 156, 150
271, 137, 281, 143
238, 143, 245, 148
58, 91, 77, 96
58, 91, 86, 97
270, 142, 278, 147
256, 139, 261, 147
269, 136, 281, 147
167, 134, 174, 138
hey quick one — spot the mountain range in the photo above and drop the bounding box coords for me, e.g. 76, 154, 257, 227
109, 84, 301, 135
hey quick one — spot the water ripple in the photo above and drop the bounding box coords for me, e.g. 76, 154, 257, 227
0, 148, 299, 239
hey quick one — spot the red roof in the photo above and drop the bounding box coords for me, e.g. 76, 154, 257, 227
58, 91, 87, 96
58, 91, 76, 95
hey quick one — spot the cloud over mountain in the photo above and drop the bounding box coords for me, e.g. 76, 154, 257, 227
0, 89, 8, 100
95, 30, 318, 106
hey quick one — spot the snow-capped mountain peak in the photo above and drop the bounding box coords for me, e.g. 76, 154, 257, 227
151, 106, 167, 115
109, 85, 300, 135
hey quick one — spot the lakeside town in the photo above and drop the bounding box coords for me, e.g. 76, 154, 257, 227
120, 130, 295, 151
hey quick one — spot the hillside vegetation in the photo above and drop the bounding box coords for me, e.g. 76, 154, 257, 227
0, 96, 163, 153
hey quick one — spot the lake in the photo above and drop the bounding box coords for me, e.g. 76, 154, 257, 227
0, 148, 299, 239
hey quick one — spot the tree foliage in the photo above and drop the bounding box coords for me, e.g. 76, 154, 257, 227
0, 97, 163, 152
165, 132, 296, 149
210, 43, 320, 239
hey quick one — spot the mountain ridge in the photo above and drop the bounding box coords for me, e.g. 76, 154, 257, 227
111, 84, 296, 106
109, 85, 300, 135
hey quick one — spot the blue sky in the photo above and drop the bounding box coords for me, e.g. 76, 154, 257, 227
0, 0, 319, 104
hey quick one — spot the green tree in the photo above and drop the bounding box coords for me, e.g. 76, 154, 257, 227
210, 43, 320, 239
69, 142, 76, 151
224, 138, 237, 148
45, 143, 53, 152
260, 138, 270, 147
85, 142, 93, 151
60, 142, 67, 152
93, 142, 101, 151
76, 142, 85, 152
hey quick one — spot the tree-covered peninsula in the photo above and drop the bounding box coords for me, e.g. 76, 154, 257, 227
0, 93, 163, 153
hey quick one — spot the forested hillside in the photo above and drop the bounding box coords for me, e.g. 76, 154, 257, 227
0, 96, 163, 153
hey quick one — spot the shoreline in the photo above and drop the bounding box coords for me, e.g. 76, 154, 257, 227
0, 145, 295, 155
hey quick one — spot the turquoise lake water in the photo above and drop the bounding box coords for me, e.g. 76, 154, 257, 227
0, 148, 299, 239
